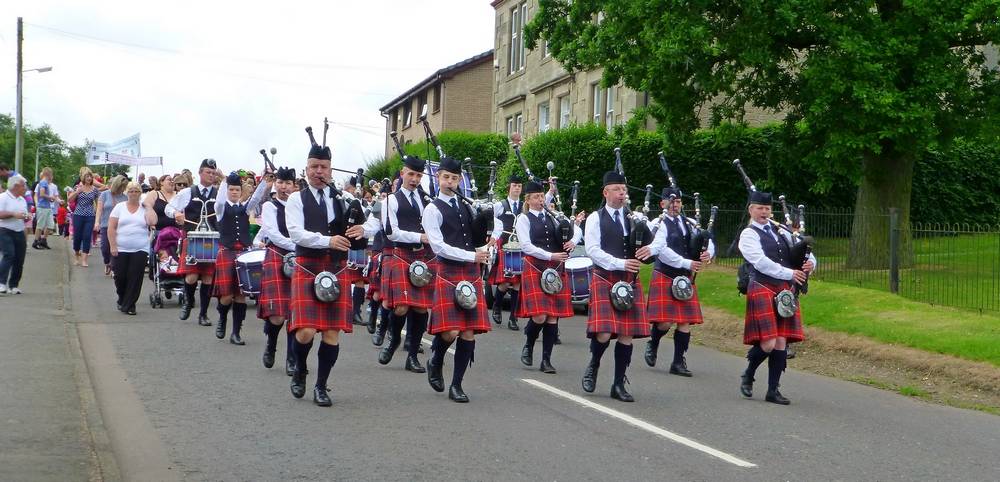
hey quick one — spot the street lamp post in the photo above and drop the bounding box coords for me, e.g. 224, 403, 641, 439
14, 17, 53, 174
35, 144, 62, 181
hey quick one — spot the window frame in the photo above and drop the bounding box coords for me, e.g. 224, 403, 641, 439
538, 102, 550, 133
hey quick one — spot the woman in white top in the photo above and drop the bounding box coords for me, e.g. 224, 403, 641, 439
108, 182, 149, 315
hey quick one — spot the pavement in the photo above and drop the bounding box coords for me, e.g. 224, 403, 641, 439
3, 236, 1000, 481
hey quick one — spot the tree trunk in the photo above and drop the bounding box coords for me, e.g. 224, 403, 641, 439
846, 148, 915, 269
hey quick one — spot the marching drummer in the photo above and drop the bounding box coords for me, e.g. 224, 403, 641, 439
489, 174, 524, 330
581, 171, 652, 402
166, 158, 223, 326
378, 156, 433, 374
284, 138, 365, 407
738, 191, 816, 405
643, 187, 715, 377
258, 166, 298, 374
422, 158, 492, 403
211, 170, 271, 344
513, 180, 582, 374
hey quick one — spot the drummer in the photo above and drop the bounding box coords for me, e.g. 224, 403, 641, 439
258, 166, 298, 373
344, 175, 369, 327
513, 180, 582, 374
166, 158, 223, 326
362, 179, 391, 342
212, 170, 272, 345
489, 174, 524, 330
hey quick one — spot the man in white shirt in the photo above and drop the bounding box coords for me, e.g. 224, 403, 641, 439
0, 175, 30, 294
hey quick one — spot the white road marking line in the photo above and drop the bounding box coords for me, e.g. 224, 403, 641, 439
399, 329, 456, 354
521, 378, 757, 468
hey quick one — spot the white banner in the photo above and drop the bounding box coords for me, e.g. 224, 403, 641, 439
87, 133, 142, 165
104, 152, 162, 166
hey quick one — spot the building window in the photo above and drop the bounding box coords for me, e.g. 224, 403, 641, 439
509, 2, 527, 73
605, 86, 616, 131
403, 101, 412, 128
559, 96, 571, 128
433, 84, 442, 112
538, 102, 550, 133
541, 39, 550, 58
506, 113, 523, 136
506, 116, 514, 136
390, 109, 398, 132
418, 91, 428, 117
592, 84, 602, 124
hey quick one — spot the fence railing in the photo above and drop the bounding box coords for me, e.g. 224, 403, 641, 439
686, 205, 999, 313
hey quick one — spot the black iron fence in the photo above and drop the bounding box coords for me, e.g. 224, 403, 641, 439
685, 206, 999, 313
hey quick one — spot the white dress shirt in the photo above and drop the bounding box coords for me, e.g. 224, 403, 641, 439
647, 214, 716, 270
285, 185, 338, 250
583, 205, 630, 271
422, 193, 476, 262
214, 180, 269, 220
383, 187, 424, 245
738, 220, 817, 280
165, 183, 216, 218
514, 209, 582, 261
259, 198, 296, 251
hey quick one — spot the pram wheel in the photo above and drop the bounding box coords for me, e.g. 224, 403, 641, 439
164, 291, 173, 300
150, 293, 162, 309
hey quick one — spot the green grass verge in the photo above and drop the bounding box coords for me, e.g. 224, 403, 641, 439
638, 264, 1000, 367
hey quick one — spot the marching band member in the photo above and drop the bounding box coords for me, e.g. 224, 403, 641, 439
258, 167, 298, 374
644, 187, 715, 376
344, 175, 368, 327
166, 159, 222, 325
738, 191, 816, 405
513, 181, 581, 374
378, 157, 433, 373
422, 158, 492, 403
363, 180, 390, 342
488, 175, 524, 330
284, 142, 365, 407
211, 170, 271, 344
581, 171, 652, 402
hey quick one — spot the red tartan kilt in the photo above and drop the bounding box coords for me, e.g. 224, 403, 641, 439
365, 252, 382, 299
429, 261, 491, 335
176, 237, 215, 277
515, 256, 573, 319
379, 248, 435, 309
587, 267, 650, 339
289, 255, 355, 333
743, 280, 804, 345
645, 270, 704, 325
487, 246, 522, 285
257, 246, 291, 320
211, 246, 244, 298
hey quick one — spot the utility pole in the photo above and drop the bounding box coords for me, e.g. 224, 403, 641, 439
15, 17, 24, 174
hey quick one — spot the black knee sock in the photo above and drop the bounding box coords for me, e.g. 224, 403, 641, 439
431, 334, 454, 366
184, 282, 197, 307
264, 322, 281, 353
368, 300, 379, 325
541, 323, 557, 361
293, 337, 313, 373
352, 286, 365, 315
315, 342, 340, 390
508, 290, 520, 320
649, 325, 668, 347
285, 327, 294, 359
451, 338, 475, 387
614, 342, 633, 385
232, 303, 247, 334
493, 288, 505, 310
745, 344, 768, 377
672, 331, 690, 364
389, 312, 406, 347
199, 283, 213, 316
407, 312, 428, 356
525, 321, 543, 345
589, 338, 610, 365
767, 349, 787, 391
217, 302, 232, 323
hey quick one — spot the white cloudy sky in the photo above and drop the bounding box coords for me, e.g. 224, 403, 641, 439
1, 1, 494, 181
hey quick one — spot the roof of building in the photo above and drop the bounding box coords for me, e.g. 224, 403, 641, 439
379, 49, 494, 113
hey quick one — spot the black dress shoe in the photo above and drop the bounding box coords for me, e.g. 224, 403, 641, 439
539, 359, 556, 374
285, 355, 295, 376
372, 329, 386, 347
290, 370, 308, 398
366, 315, 377, 334
740, 371, 755, 398
581, 363, 599, 393
427, 359, 445, 392
765, 389, 791, 405
554, 331, 562, 345
405, 354, 426, 373
507, 318, 519, 331
126, 307, 137, 316
492, 306, 502, 325
520, 344, 533, 366
669, 359, 692, 377
448, 384, 469, 403
313, 386, 332, 407
352, 312, 364, 325
230, 332, 245, 345
378, 338, 400, 365
610, 381, 635, 402
262, 350, 275, 368
215, 319, 227, 339
644, 341, 658, 367
179, 304, 192, 321
197, 314, 211, 326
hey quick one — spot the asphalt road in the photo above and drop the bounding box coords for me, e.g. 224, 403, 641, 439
30, 239, 1000, 481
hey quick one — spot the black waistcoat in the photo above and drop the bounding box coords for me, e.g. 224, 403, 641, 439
747, 225, 791, 285
386, 189, 427, 249
497, 199, 518, 241
654, 216, 692, 277
432, 197, 475, 253
598, 207, 630, 260
526, 211, 560, 253
218, 203, 251, 249
296, 187, 346, 261
183, 185, 217, 232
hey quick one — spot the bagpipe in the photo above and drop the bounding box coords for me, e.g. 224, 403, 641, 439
613, 147, 655, 264
511, 141, 575, 246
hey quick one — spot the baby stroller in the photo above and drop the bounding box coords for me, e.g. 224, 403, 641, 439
149, 226, 187, 308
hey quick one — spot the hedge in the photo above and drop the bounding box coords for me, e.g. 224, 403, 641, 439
365, 131, 509, 194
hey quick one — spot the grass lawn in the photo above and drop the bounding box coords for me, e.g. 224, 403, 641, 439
638, 264, 1000, 367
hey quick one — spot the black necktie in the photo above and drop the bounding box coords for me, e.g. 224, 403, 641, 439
613, 209, 624, 235
316, 188, 327, 219
514, 201, 520, 215
410, 191, 419, 210
450, 198, 459, 211
201, 188, 208, 199
674, 216, 684, 234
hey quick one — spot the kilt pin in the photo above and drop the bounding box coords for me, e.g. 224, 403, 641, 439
587, 267, 650, 339
380, 248, 435, 309
176, 236, 216, 277
257, 245, 291, 321
516, 256, 573, 319
429, 260, 491, 335
211, 245, 244, 298
743, 279, 804, 345
487, 245, 522, 285
645, 269, 704, 325
289, 255, 358, 333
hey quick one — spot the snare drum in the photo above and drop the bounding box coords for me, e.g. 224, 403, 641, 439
502, 247, 524, 276
186, 231, 220, 264
347, 248, 368, 270
236, 249, 265, 296
565, 257, 593, 303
